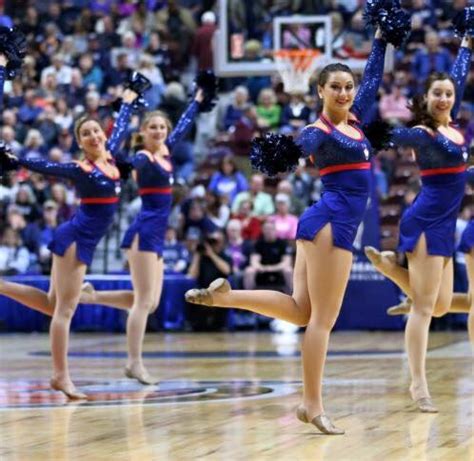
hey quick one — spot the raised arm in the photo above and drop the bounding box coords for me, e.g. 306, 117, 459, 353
351, 34, 387, 121
106, 90, 137, 157
450, 36, 473, 119
166, 100, 200, 151
0, 54, 7, 104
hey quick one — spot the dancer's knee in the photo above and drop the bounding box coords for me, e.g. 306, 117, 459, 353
133, 297, 156, 313
411, 301, 434, 318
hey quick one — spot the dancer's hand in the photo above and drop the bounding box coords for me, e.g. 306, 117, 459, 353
375, 28, 383, 40
0, 53, 7, 67
195, 88, 204, 103
122, 88, 139, 104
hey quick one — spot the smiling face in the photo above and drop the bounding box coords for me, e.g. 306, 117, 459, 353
425, 79, 455, 121
318, 71, 355, 114
142, 115, 170, 150
77, 120, 107, 157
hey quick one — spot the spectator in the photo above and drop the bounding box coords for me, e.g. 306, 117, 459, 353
267, 193, 298, 240
232, 199, 262, 241
0, 227, 31, 275
232, 174, 275, 220
411, 31, 452, 84
38, 200, 59, 274
50, 183, 74, 223
20, 129, 46, 160
162, 227, 189, 273
224, 218, 253, 277
208, 155, 249, 205
145, 31, 173, 81
243, 220, 293, 293
280, 93, 311, 132
79, 52, 104, 92
182, 199, 217, 236
136, 53, 165, 109
192, 11, 217, 71
256, 88, 281, 130
222, 86, 250, 130
18, 90, 43, 126
379, 83, 412, 125
41, 53, 73, 86
0, 126, 22, 156
187, 230, 232, 330
206, 191, 231, 230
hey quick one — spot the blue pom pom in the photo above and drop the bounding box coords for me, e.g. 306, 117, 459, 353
453, 6, 474, 38
250, 133, 302, 177
0, 27, 27, 79
193, 70, 219, 113
364, 0, 411, 48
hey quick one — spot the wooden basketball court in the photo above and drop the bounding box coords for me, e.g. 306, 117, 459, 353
0, 331, 472, 460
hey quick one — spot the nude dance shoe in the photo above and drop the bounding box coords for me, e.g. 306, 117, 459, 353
386, 298, 412, 316
296, 406, 345, 435
414, 397, 438, 413
364, 246, 397, 266
124, 366, 158, 385
184, 278, 231, 306
50, 378, 88, 400
80, 281, 96, 304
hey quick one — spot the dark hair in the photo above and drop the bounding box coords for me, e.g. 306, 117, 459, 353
317, 63, 354, 87
408, 72, 456, 130
219, 154, 237, 175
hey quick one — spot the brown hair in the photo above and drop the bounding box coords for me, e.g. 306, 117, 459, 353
131, 111, 173, 150
408, 72, 456, 130
73, 115, 103, 141
318, 63, 355, 87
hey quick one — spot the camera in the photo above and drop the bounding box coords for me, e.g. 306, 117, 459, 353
196, 237, 219, 253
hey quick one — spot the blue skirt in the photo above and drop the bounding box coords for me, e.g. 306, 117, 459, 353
458, 220, 474, 254
398, 173, 466, 257
48, 204, 116, 266
296, 170, 370, 252
121, 210, 169, 256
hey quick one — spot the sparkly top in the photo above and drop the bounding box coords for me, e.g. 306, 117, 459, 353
15, 102, 134, 200
391, 46, 472, 172
296, 39, 386, 172
132, 100, 200, 191
0, 66, 5, 103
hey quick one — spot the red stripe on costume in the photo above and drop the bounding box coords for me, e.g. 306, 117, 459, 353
81, 197, 119, 204
139, 187, 172, 195
420, 165, 466, 177
319, 162, 371, 176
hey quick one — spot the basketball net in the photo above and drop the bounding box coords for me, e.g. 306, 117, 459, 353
274, 49, 322, 95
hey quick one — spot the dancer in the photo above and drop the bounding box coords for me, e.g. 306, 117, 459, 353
79, 87, 206, 384
366, 217, 474, 344
364, 34, 473, 412
186, 29, 388, 434
0, 54, 141, 398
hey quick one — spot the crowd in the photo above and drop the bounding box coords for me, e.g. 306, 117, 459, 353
0, 1, 472, 327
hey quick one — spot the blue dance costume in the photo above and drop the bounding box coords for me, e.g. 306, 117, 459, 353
121, 101, 200, 255
459, 221, 474, 253
391, 46, 472, 257
295, 39, 386, 251
2, 67, 134, 265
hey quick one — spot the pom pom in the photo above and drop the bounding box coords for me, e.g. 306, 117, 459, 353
364, 0, 411, 48
0, 27, 27, 79
112, 95, 149, 114
124, 71, 152, 95
193, 70, 219, 112
250, 133, 302, 177
453, 6, 474, 38
0, 140, 19, 176
362, 120, 393, 151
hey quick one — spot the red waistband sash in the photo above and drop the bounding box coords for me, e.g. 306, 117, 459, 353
319, 162, 371, 177
420, 165, 466, 177
139, 187, 173, 195
80, 197, 119, 205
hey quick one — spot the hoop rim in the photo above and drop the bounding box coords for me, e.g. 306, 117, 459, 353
273, 49, 322, 58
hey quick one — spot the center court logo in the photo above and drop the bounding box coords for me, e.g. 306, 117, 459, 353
0, 379, 299, 409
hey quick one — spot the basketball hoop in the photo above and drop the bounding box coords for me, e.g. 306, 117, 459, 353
274, 49, 322, 95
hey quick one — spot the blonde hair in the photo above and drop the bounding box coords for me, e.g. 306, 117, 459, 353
132, 111, 173, 150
